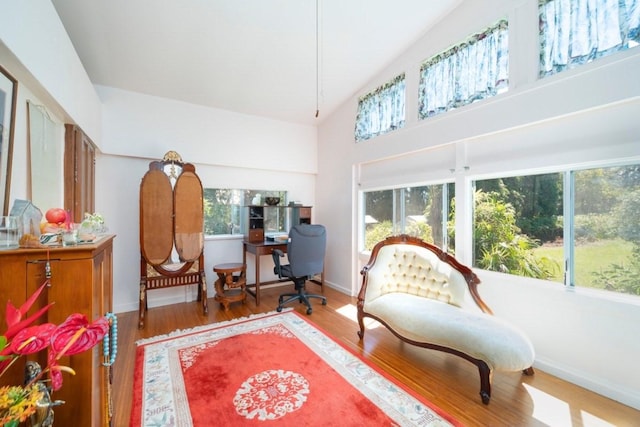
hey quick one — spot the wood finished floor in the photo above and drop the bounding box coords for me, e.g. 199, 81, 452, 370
114, 284, 640, 426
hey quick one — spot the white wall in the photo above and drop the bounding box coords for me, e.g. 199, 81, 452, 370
96, 86, 317, 173
316, 0, 640, 411
0, 1, 102, 146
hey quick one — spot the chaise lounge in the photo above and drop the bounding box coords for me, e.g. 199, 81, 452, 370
357, 234, 535, 404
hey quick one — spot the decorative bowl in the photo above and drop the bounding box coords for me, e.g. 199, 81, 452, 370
264, 197, 280, 206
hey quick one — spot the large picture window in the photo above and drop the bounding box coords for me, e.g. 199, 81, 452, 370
473, 173, 563, 281
473, 164, 640, 296
539, 0, 640, 77
574, 166, 640, 295
362, 183, 454, 251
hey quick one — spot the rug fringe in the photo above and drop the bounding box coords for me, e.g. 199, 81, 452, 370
135, 308, 293, 346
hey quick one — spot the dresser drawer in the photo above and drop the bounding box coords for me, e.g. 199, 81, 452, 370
248, 229, 264, 242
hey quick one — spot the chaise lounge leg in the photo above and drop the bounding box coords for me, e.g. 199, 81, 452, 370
523, 366, 535, 376
478, 361, 492, 405
357, 314, 365, 340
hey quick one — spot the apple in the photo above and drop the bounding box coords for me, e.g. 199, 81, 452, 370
42, 222, 62, 234
45, 208, 67, 224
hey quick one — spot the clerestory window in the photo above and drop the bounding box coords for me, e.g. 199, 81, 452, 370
418, 19, 509, 120
539, 0, 640, 77
354, 74, 405, 142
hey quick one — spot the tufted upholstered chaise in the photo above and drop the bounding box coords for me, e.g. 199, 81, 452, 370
357, 234, 535, 404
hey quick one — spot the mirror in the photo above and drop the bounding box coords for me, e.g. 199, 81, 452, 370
27, 101, 64, 212
0, 66, 17, 215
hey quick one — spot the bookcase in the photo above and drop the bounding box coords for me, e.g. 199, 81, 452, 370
244, 205, 312, 242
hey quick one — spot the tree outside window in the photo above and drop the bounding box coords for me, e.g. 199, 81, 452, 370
363, 184, 453, 251
472, 165, 640, 296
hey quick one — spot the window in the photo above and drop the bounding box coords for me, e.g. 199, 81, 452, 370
473, 173, 563, 280
418, 20, 509, 120
473, 164, 640, 296
574, 166, 640, 295
363, 183, 454, 251
355, 74, 405, 142
203, 189, 286, 236
539, 0, 640, 77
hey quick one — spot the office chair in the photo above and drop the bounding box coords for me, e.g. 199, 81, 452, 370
272, 224, 327, 314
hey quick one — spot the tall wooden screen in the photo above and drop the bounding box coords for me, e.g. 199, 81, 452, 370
138, 151, 207, 328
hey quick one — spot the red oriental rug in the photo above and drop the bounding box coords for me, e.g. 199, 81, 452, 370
130, 310, 460, 426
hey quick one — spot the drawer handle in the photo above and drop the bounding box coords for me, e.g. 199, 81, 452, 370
45, 260, 52, 280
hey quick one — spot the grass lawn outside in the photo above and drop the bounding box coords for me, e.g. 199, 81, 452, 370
533, 238, 634, 288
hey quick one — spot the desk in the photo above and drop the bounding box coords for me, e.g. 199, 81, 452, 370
242, 240, 323, 305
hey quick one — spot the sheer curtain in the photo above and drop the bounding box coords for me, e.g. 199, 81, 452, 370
355, 74, 405, 142
540, 0, 640, 77
418, 20, 509, 120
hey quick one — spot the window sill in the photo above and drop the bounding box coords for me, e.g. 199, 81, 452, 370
204, 234, 245, 242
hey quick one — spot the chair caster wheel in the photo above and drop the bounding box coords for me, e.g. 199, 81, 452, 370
322, 299, 327, 305
306, 308, 313, 315
277, 306, 283, 312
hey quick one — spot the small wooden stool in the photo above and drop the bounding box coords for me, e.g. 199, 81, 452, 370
214, 262, 247, 311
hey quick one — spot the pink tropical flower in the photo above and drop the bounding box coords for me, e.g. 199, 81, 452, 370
47, 351, 64, 391
0, 279, 112, 420
50, 313, 109, 357
8, 323, 56, 355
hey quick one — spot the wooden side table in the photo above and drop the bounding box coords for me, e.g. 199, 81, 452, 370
214, 262, 247, 311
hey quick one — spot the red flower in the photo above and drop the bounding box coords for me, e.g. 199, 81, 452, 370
4, 281, 55, 340
8, 323, 56, 355
47, 351, 64, 391
50, 314, 109, 357
43, 342, 80, 391
1, 280, 112, 393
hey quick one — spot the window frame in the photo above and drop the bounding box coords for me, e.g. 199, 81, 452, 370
360, 181, 454, 253
469, 160, 640, 298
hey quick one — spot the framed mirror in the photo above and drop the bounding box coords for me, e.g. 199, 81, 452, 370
0, 65, 17, 215
27, 101, 63, 211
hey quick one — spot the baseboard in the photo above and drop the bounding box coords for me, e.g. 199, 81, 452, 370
535, 357, 640, 411
115, 291, 200, 314
115, 280, 351, 315
321, 280, 351, 295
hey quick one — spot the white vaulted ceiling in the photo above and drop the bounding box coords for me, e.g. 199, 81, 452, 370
51, 0, 461, 126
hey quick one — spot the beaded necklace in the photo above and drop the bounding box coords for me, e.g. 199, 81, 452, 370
102, 312, 118, 366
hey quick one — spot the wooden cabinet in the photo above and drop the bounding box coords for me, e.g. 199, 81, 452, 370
0, 235, 114, 427
243, 205, 312, 242
246, 206, 266, 242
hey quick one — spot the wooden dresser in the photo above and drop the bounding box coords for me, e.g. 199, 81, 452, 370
0, 235, 115, 427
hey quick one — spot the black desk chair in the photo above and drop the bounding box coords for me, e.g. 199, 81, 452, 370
272, 224, 327, 314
